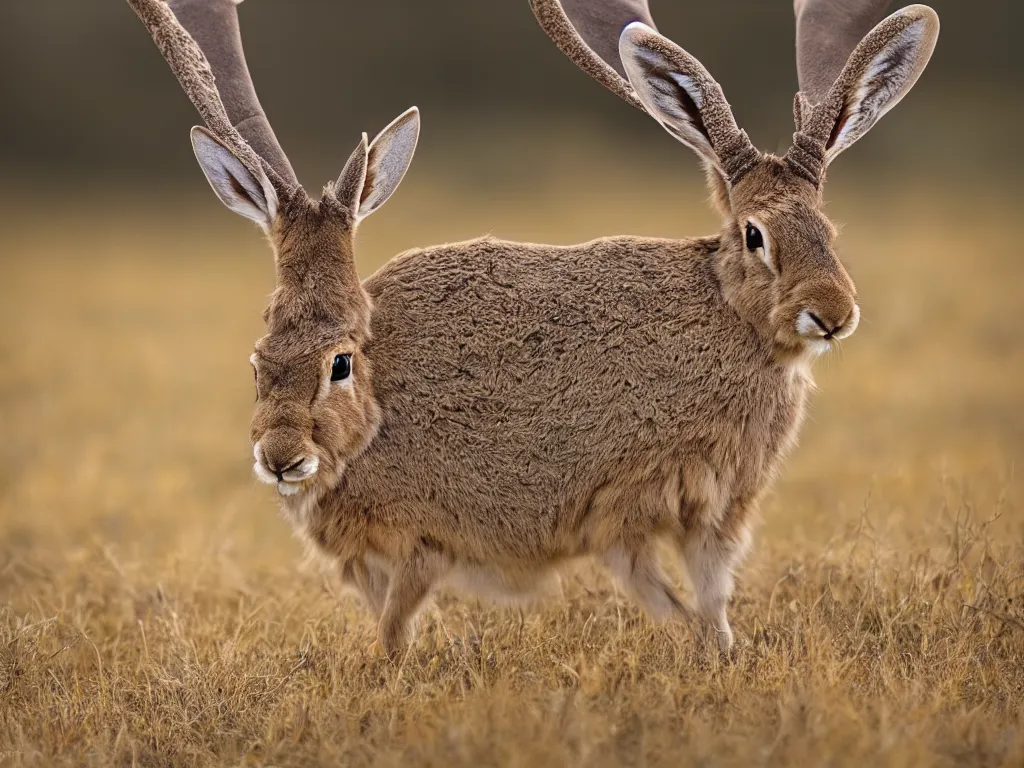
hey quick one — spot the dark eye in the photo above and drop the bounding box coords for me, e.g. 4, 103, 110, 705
331, 354, 352, 382
745, 223, 764, 251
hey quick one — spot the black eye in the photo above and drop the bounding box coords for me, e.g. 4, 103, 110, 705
331, 354, 352, 382
745, 223, 764, 251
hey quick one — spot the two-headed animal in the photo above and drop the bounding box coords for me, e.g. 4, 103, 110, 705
128, 0, 938, 656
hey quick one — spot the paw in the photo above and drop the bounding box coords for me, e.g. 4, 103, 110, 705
368, 635, 402, 662
715, 625, 734, 654
702, 621, 733, 654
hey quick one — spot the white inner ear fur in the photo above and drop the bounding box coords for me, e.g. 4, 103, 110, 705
669, 72, 703, 108
357, 107, 420, 222
190, 127, 278, 230
828, 18, 933, 160
619, 23, 721, 172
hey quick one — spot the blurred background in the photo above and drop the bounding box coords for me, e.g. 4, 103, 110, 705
0, 0, 1021, 553
2, 0, 1021, 191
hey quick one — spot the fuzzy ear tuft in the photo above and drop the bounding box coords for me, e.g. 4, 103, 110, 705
190, 126, 278, 228
820, 5, 939, 162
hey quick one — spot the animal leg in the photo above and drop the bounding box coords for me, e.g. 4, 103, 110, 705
603, 543, 688, 620
376, 546, 445, 660
340, 557, 391, 619
680, 525, 751, 652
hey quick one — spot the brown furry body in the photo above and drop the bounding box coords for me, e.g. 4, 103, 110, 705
288, 230, 811, 650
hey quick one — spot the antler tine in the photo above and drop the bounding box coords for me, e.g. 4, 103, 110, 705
126, 0, 297, 193
795, 0, 893, 104
530, 0, 653, 113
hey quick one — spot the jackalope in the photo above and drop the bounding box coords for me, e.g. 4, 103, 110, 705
128, 0, 938, 656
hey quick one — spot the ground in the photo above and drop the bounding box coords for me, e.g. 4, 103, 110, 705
0, 172, 1021, 766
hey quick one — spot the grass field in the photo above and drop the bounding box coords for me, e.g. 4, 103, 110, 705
0, 167, 1022, 766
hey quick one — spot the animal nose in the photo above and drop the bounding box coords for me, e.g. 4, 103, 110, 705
272, 457, 307, 482
797, 304, 860, 343
269, 455, 319, 482
252, 440, 320, 488
807, 311, 840, 339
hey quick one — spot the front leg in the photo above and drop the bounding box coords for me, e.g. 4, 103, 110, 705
377, 544, 447, 660
680, 515, 753, 653
340, 557, 391, 619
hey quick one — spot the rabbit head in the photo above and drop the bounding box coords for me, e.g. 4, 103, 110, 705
617, 5, 938, 359
127, 0, 420, 497
243, 111, 420, 497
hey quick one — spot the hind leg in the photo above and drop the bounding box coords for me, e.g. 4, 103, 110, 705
603, 542, 689, 620
680, 523, 752, 652
340, 557, 391, 619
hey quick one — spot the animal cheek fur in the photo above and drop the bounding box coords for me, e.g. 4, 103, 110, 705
313, 391, 377, 461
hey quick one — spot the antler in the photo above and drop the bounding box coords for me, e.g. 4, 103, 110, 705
794, 0, 893, 104
126, 0, 298, 193
529, 0, 655, 113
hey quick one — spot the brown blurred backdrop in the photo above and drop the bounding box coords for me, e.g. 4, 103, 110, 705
0, 0, 1021, 191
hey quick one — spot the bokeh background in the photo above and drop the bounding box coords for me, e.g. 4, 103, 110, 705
2, 0, 1022, 189
0, 2, 1022, 764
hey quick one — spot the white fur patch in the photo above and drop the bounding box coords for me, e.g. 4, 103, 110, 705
796, 310, 826, 338
253, 441, 320, 495
668, 73, 703, 108
252, 442, 278, 486
282, 455, 319, 483
805, 339, 831, 358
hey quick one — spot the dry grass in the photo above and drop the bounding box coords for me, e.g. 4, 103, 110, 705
0, 166, 1022, 766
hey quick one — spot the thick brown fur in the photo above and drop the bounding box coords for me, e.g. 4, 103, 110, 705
265, 157, 856, 657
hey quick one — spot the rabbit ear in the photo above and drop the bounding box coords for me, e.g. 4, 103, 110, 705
335, 108, 420, 224
619, 22, 759, 185
191, 126, 278, 229
359, 107, 420, 220
813, 5, 939, 164
336, 133, 370, 217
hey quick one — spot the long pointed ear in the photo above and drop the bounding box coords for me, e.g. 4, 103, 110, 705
813, 5, 939, 164
336, 107, 420, 223
190, 126, 278, 229
618, 23, 758, 185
